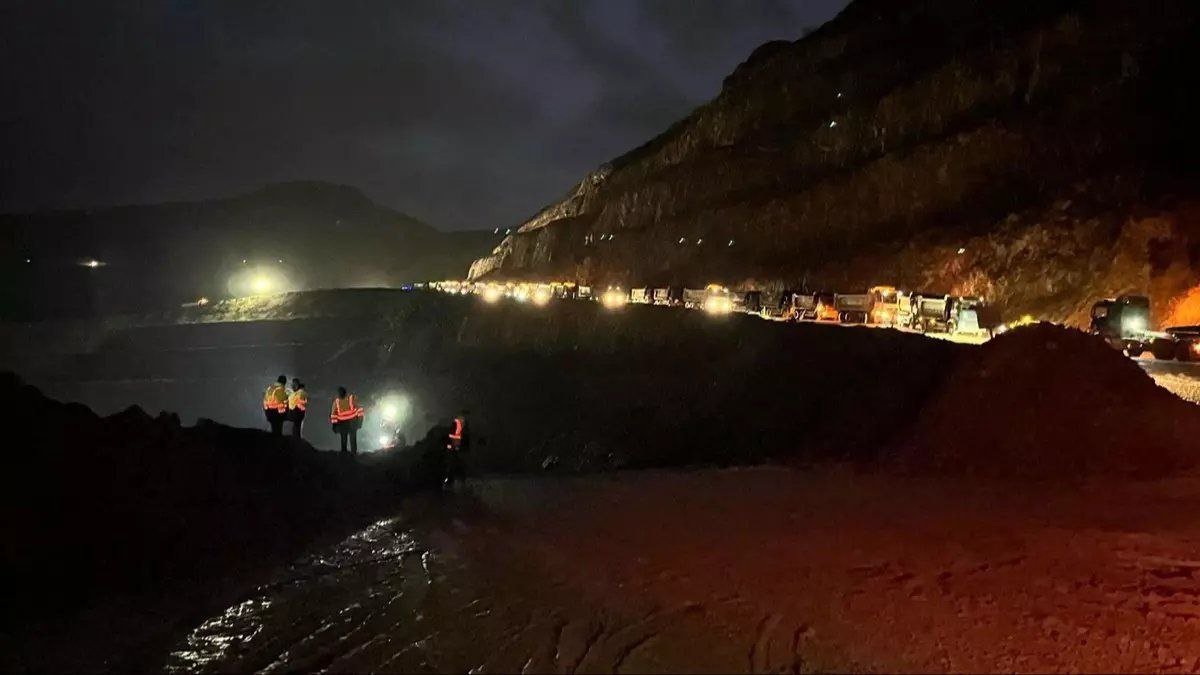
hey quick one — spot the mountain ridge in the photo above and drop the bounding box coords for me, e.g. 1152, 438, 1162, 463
471, 0, 1200, 326
2, 181, 498, 318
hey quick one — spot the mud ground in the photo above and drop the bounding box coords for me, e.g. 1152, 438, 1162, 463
170, 466, 1200, 673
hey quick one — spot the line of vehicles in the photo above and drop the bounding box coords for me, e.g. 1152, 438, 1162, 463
425, 281, 1200, 361
428, 280, 1001, 338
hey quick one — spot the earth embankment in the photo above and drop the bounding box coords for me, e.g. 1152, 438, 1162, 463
0, 289, 961, 470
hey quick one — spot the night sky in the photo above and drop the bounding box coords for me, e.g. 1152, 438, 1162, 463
1, 1, 848, 230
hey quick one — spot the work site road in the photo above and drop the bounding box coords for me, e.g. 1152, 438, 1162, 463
165, 467, 1200, 673
1139, 357, 1200, 404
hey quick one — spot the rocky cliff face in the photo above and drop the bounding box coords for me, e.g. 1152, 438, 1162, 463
471, 0, 1200, 326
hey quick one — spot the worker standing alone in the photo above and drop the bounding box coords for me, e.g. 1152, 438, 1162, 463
287, 379, 308, 439
445, 411, 469, 486
262, 375, 289, 436
330, 386, 365, 455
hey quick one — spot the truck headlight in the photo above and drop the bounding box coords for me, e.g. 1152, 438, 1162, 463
1124, 316, 1146, 332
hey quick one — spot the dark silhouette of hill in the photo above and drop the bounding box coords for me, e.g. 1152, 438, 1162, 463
1, 181, 498, 318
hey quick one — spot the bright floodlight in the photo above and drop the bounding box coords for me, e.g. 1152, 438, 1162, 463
80, 259, 105, 268
378, 434, 391, 447
482, 285, 503, 303
532, 286, 551, 306
376, 394, 409, 426
228, 265, 289, 298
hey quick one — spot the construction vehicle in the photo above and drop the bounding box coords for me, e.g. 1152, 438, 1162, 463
652, 288, 671, 305
907, 293, 954, 333
1165, 325, 1200, 362
736, 290, 763, 314
868, 286, 900, 325
682, 288, 708, 310
701, 284, 734, 315
630, 287, 653, 304
783, 292, 817, 321
814, 291, 838, 322
954, 296, 1002, 337
599, 286, 627, 309
767, 290, 798, 318
1089, 295, 1178, 359
834, 293, 871, 323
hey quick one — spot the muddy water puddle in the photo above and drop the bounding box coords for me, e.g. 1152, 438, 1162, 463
164, 493, 756, 673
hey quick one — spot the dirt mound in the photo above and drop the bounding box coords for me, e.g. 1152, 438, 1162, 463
0, 372, 420, 669
899, 323, 1200, 478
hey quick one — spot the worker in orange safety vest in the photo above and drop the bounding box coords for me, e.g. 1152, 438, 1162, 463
287, 379, 308, 439
329, 386, 365, 455
262, 374, 289, 436
444, 411, 469, 485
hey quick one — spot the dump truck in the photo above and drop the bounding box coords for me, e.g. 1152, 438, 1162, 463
1165, 325, 1200, 362
767, 290, 799, 318
953, 296, 1003, 337
907, 293, 954, 333
813, 291, 839, 322
630, 287, 653, 304
868, 286, 900, 325
700, 285, 734, 315
834, 293, 871, 323
736, 290, 763, 314
783, 292, 817, 321
1090, 294, 1179, 359
682, 288, 709, 310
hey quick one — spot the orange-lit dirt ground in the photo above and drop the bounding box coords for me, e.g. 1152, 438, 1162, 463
172, 466, 1200, 673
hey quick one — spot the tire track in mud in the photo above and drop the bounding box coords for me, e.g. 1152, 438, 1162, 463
165, 493, 822, 673
165, 517, 434, 673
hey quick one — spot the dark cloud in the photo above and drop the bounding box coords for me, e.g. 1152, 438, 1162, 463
0, 0, 848, 229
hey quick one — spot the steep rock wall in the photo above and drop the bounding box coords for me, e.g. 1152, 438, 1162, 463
471, 0, 1200, 325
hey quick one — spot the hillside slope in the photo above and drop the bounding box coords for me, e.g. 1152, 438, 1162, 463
1, 181, 498, 318
471, 0, 1200, 327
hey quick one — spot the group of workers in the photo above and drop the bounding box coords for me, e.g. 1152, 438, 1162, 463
261, 376, 470, 476
262, 375, 309, 437
262, 375, 364, 455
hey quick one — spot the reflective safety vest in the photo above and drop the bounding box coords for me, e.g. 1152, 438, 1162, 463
263, 383, 288, 413
330, 395, 364, 423
448, 417, 464, 441
288, 389, 308, 412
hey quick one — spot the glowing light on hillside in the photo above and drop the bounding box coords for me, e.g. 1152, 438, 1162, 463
228, 265, 289, 297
